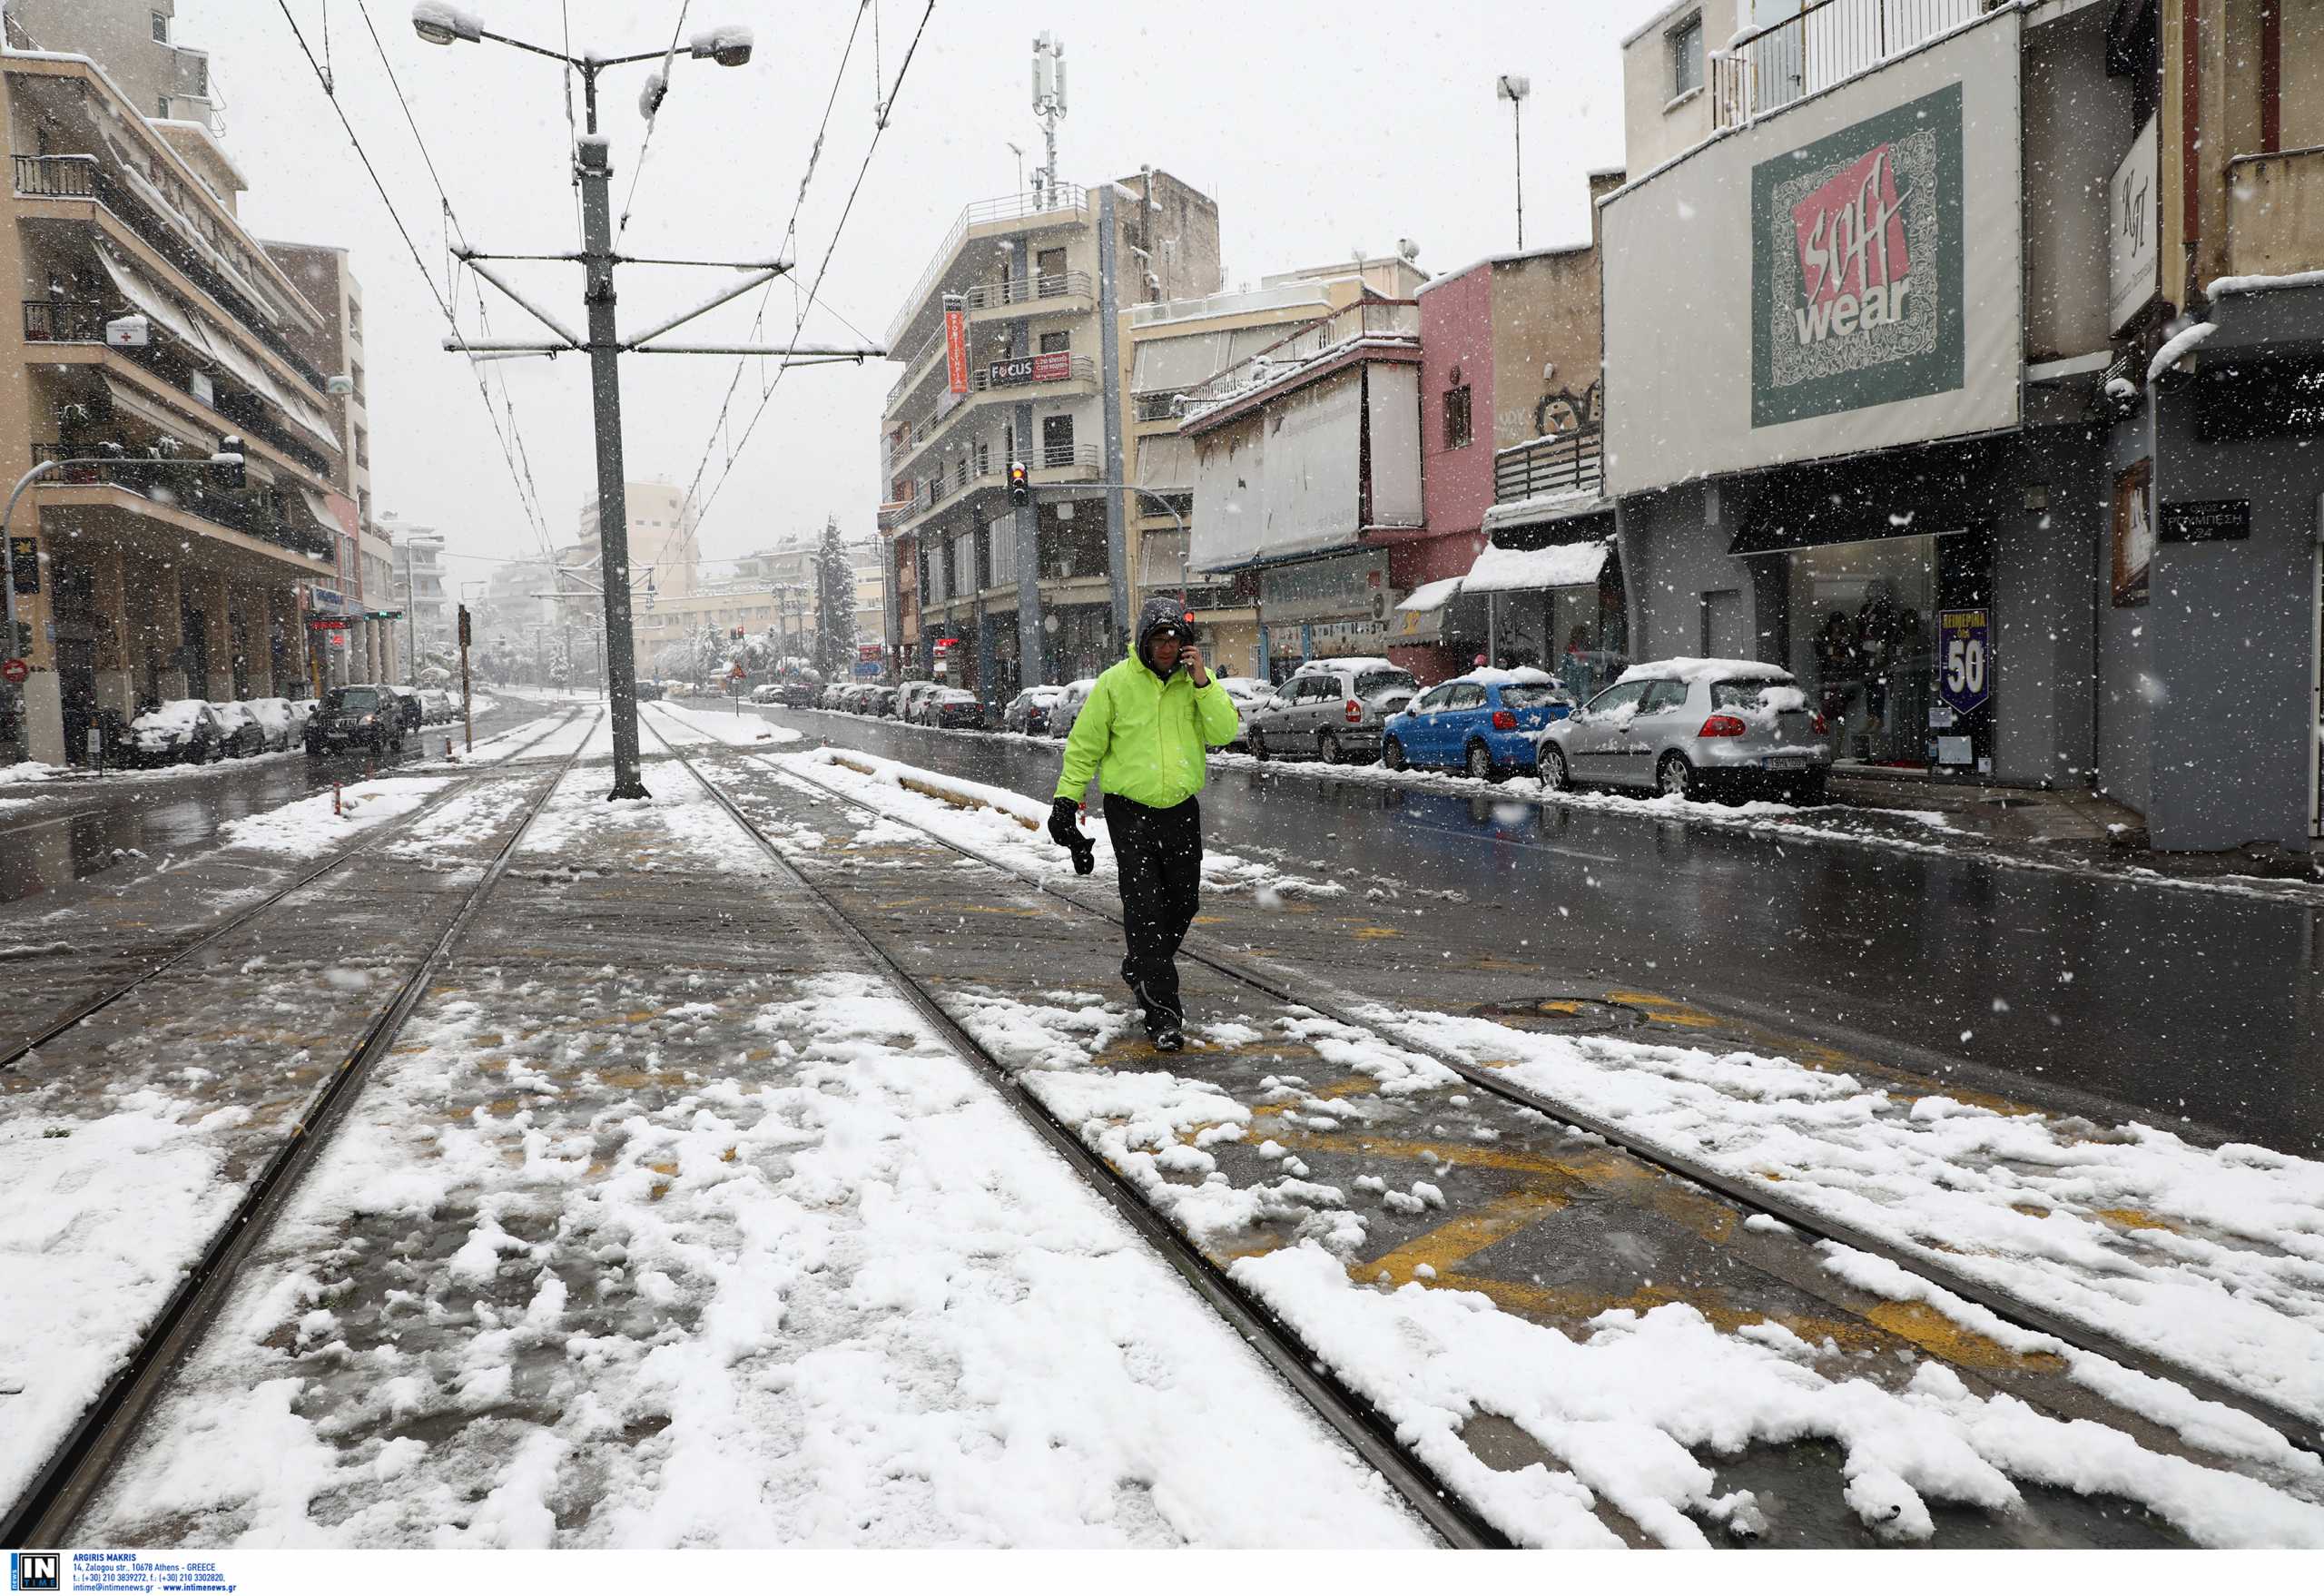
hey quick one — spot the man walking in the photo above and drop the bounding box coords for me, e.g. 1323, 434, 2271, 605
1049, 597, 1241, 1051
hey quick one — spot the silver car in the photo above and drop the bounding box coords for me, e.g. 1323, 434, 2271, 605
1536, 661, 1833, 803
893, 680, 940, 724
1050, 677, 1100, 738
1245, 658, 1418, 764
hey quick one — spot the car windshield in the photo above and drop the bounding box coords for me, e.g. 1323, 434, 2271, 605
1355, 670, 1417, 699
326, 688, 381, 712
1501, 685, 1565, 709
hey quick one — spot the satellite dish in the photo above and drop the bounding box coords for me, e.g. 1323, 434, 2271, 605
1396, 238, 1419, 262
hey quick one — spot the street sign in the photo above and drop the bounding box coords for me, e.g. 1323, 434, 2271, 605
1, 657, 26, 685
2159, 499, 2251, 544
1936, 608, 1991, 715
9, 536, 36, 596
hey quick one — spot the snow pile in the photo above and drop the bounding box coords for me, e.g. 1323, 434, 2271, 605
1461, 539, 1610, 595
2209, 270, 2324, 298
1368, 1004, 2324, 1430
2147, 321, 2217, 381
1617, 657, 1793, 687
218, 776, 446, 857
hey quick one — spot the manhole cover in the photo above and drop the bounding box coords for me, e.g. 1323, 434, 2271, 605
1472, 996, 1646, 1035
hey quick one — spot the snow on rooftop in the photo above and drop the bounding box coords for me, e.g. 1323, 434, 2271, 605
1395, 576, 1464, 613
1462, 539, 1610, 596
1480, 487, 1605, 536
1413, 240, 1595, 298
2208, 269, 2324, 298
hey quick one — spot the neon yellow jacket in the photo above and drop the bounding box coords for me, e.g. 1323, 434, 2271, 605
1054, 648, 1240, 807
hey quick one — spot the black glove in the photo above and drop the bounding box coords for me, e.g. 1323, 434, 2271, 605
1048, 797, 1095, 875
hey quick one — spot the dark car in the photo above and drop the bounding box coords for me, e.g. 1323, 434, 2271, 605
127, 699, 222, 766
779, 681, 819, 708
931, 688, 986, 729
1002, 685, 1066, 734
304, 684, 401, 755
635, 679, 665, 701
382, 685, 423, 734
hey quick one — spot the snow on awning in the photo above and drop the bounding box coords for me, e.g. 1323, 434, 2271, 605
1395, 576, 1463, 614
1480, 487, 1608, 537
1135, 433, 1196, 494
1130, 330, 1226, 395
1461, 538, 1610, 596
99, 373, 218, 452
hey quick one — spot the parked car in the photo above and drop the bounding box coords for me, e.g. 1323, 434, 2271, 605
1534, 659, 1833, 803
1002, 685, 1067, 735
1214, 675, 1270, 748
1381, 668, 1573, 782
860, 685, 898, 717
304, 684, 402, 756
893, 680, 940, 724
1245, 658, 1419, 764
287, 699, 319, 744
381, 685, 424, 734
419, 688, 458, 724
1050, 677, 1101, 738
929, 688, 986, 730
779, 681, 820, 709
750, 683, 783, 704
129, 699, 222, 766
209, 700, 267, 757
635, 679, 665, 701
242, 696, 300, 752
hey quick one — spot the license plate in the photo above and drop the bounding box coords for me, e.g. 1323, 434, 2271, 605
1766, 755, 1807, 771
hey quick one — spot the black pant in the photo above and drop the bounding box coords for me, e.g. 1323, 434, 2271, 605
1102, 793, 1202, 1028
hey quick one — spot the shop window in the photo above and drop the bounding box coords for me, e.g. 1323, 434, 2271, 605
1669, 14, 1703, 99
1443, 384, 1472, 449
1784, 536, 1936, 766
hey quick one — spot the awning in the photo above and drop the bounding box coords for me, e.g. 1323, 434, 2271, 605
100, 373, 219, 452
1134, 432, 1196, 493
1480, 488, 1610, 537
1395, 576, 1463, 614
1462, 538, 1610, 595
95, 248, 205, 351
1130, 330, 1226, 394
1137, 527, 1189, 588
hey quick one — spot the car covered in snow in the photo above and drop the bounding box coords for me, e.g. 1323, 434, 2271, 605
1001, 685, 1067, 735
242, 696, 301, 752
208, 700, 267, 757
1535, 658, 1834, 803
927, 688, 986, 730
128, 699, 224, 765
1381, 668, 1573, 781
1244, 658, 1418, 764
778, 680, 820, 709
1049, 677, 1100, 739
749, 683, 783, 704
892, 680, 941, 724
419, 688, 458, 724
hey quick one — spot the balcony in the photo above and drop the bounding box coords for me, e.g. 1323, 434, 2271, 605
1178, 299, 1421, 426
24, 297, 108, 342
1709, 0, 1991, 131
13, 153, 331, 394
2225, 146, 2324, 281
30, 442, 336, 562
960, 269, 1093, 311
886, 443, 1102, 541
1494, 425, 1604, 503
886, 183, 1093, 348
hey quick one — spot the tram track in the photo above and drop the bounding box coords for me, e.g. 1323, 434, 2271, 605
635, 707, 1503, 1550
665, 708, 2323, 1465
0, 709, 605, 1548
0, 706, 588, 1074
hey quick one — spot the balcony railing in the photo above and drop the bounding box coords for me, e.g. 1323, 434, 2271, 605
960, 270, 1093, 310
1178, 299, 1421, 419
972, 352, 1096, 391
31, 442, 334, 560
13, 153, 331, 394
1710, 0, 1991, 131
885, 183, 1093, 347
1039, 440, 1098, 472
1493, 425, 1604, 503
24, 297, 109, 341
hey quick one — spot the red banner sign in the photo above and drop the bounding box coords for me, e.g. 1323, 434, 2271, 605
943, 296, 969, 396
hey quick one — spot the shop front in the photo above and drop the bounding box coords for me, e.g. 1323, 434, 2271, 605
1256, 549, 1396, 681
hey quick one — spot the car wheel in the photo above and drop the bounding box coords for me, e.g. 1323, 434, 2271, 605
1319, 730, 1344, 764
1539, 745, 1570, 791
1382, 735, 1405, 772
1657, 752, 1697, 800
1250, 726, 1268, 761
1465, 741, 1501, 783
1788, 770, 1830, 807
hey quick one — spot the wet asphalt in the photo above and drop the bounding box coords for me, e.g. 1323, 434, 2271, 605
0, 696, 556, 908
734, 701, 2324, 1158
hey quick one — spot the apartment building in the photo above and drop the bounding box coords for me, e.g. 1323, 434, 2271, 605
383, 517, 448, 674
877, 170, 1220, 697
1125, 260, 1423, 679
1, 34, 345, 763
5, 0, 218, 127
586, 479, 699, 600
1600, 0, 2323, 849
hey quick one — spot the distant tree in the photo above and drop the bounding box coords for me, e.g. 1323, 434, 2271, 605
812, 515, 857, 680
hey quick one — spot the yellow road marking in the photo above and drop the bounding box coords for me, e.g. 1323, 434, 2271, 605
1354, 1187, 1569, 1286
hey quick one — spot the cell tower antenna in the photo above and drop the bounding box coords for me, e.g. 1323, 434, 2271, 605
1029, 31, 1067, 205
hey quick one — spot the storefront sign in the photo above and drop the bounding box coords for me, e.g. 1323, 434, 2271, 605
943, 295, 969, 395
985, 350, 1074, 389
1600, 9, 2021, 496
1753, 84, 1965, 429
9, 536, 38, 595
2159, 500, 2250, 544
2195, 356, 2324, 443
2108, 117, 2160, 333
1936, 607, 1991, 715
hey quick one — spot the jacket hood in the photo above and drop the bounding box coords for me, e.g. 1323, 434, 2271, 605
1131, 596, 1194, 674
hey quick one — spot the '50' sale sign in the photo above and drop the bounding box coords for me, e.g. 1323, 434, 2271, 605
1937, 607, 1991, 715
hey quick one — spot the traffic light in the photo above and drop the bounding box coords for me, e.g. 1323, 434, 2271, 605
1008, 460, 1029, 507
731, 626, 744, 639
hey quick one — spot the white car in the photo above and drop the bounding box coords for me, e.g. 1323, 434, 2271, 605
243, 696, 300, 752
1050, 677, 1100, 738
1535, 658, 1834, 803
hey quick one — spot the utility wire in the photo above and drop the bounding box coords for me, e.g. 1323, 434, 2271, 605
615, 0, 693, 246
273, 0, 553, 555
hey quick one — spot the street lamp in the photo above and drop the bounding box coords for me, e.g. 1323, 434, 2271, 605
1495, 74, 1531, 251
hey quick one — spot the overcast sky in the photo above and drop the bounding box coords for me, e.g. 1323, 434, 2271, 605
181, 1, 1667, 583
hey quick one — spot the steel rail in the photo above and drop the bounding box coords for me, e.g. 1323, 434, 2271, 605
635, 708, 1503, 1551
0, 705, 588, 1074
3, 709, 606, 1547
746, 723, 2324, 1463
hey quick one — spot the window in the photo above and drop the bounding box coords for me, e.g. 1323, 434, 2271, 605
1640, 680, 1691, 714
1670, 14, 1704, 98
1411, 685, 1454, 714
1444, 684, 1487, 712
1355, 668, 1417, 699
153, 12, 170, 44
1041, 412, 1076, 467
1039, 329, 1071, 354
158, 95, 172, 118
347, 300, 362, 340
353, 426, 369, 468
350, 363, 365, 401
1443, 384, 1472, 449
1502, 685, 1566, 710
1583, 680, 1650, 717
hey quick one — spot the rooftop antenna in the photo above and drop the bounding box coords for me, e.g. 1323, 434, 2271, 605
1030, 32, 1068, 206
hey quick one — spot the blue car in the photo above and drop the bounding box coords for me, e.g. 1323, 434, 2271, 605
1380, 668, 1574, 782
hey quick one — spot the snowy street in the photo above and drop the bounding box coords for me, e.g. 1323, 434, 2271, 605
5, 701, 2320, 1551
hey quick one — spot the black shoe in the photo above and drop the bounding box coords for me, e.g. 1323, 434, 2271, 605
1148, 1021, 1185, 1053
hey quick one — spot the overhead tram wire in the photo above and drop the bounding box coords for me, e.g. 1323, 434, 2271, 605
646, 0, 877, 581
615, 0, 694, 247
687, 0, 939, 530
662, 0, 934, 562
272, 0, 555, 557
